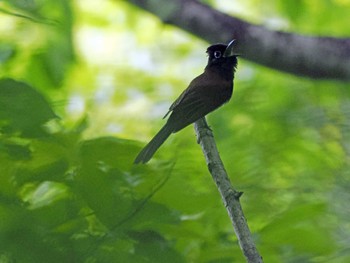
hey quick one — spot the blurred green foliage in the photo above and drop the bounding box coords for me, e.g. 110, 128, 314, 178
0, 0, 350, 262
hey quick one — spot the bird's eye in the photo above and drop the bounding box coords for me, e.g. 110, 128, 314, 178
214, 51, 221, 58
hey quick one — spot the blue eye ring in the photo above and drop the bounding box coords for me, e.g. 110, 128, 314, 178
214, 51, 221, 58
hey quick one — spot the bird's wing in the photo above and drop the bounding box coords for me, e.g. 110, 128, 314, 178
163, 74, 205, 119
163, 70, 232, 131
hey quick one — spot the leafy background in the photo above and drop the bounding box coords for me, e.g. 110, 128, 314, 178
1, 0, 350, 262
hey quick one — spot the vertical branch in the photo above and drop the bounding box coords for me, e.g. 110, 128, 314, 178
194, 117, 263, 263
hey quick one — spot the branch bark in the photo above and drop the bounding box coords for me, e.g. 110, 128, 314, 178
129, 0, 350, 81
194, 118, 263, 263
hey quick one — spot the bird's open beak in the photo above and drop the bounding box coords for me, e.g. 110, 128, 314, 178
223, 39, 237, 57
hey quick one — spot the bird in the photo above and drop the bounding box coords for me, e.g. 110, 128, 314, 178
134, 40, 238, 164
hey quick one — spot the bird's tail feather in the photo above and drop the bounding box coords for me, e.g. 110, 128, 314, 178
134, 124, 172, 164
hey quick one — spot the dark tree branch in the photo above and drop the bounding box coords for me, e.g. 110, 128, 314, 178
129, 0, 350, 81
194, 118, 263, 263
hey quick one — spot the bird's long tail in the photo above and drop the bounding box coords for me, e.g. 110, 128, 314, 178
134, 124, 173, 164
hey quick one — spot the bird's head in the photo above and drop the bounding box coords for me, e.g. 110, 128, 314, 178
206, 40, 238, 76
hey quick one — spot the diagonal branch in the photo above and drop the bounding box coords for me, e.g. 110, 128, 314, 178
194, 118, 263, 263
128, 0, 350, 81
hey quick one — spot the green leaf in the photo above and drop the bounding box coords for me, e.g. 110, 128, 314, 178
79, 137, 140, 171
76, 137, 140, 227
261, 202, 335, 255
0, 78, 57, 137
129, 230, 185, 263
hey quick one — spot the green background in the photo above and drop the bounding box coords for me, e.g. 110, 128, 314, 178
1, 0, 350, 262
